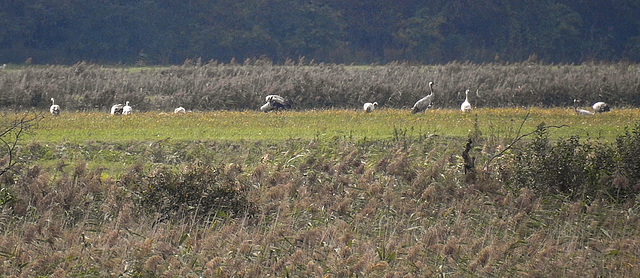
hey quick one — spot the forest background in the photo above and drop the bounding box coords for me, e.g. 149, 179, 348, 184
1, 0, 640, 65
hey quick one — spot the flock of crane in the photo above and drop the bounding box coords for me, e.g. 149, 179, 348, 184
47, 81, 611, 116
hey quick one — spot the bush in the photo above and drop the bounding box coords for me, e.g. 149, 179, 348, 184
508, 122, 640, 202
131, 163, 255, 224
616, 122, 640, 183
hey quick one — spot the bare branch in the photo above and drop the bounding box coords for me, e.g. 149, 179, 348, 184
0, 111, 44, 177
483, 111, 567, 171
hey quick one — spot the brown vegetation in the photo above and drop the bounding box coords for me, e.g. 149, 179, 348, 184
1, 131, 639, 277
1, 61, 639, 113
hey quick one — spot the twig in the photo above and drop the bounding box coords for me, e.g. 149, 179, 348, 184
0, 111, 43, 177
483, 111, 567, 171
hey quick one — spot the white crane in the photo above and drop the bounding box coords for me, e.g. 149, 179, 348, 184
363, 102, 378, 112
411, 81, 435, 114
110, 103, 124, 115
174, 107, 186, 113
260, 102, 274, 112
122, 101, 132, 115
49, 98, 61, 116
573, 99, 594, 115
265, 95, 287, 105
261, 95, 290, 112
592, 102, 610, 113
460, 90, 471, 112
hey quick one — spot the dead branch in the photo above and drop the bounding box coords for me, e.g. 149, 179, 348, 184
483, 111, 568, 171
0, 111, 44, 177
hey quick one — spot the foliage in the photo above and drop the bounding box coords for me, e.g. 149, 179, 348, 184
1, 1, 639, 64
128, 163, 255, 224
507, 122, 640, 202
616, 122, 640, 189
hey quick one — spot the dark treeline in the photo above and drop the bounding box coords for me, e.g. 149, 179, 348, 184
1, 0, 639, 65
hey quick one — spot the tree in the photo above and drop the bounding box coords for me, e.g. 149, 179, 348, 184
1, 0, 640, 64
394, 8, 446, 63
518, 2, 583, 63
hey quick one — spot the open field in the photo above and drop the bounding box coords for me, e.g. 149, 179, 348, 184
16, 108, 638, 176
28, 108, 640, 144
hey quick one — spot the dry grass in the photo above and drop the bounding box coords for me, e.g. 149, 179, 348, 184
2, 61, 640, 113
1, 134, 639, 277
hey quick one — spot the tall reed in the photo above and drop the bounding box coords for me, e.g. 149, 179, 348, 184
1, 61, 638, 112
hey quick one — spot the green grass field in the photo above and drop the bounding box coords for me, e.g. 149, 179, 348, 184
28, 108, 640, 144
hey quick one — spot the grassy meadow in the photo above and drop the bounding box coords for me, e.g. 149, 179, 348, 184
31, 108, 638, 143
2, 63, 640, 277
19, 108, 637, 177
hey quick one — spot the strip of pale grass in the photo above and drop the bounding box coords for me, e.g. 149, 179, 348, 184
23, 108, 640, 144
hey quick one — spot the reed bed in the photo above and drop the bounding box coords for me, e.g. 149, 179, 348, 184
1, 61, 639, 113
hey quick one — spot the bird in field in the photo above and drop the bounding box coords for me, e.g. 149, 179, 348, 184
411, 81, 435, 114
260, 102, 273, 112
363, 102, 378, 112
592, 101, 610, 113
261, 94, 290, 112
110, 103, 124, 115
460, 90, 472, 112
573, 99, 594, 116
265, 95, 289, 108
174, 107, 186, 113
122, 101, 132, 115
49, 98, 61, 116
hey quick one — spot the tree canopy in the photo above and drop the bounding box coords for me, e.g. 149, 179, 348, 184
1, 0, 639, 65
